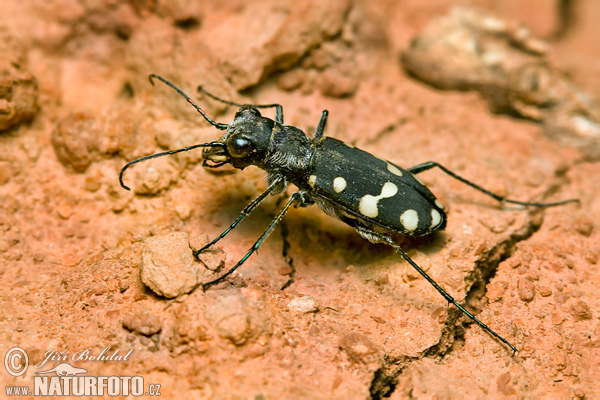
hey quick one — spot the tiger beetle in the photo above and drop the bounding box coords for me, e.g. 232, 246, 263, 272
120, 74, 579, 354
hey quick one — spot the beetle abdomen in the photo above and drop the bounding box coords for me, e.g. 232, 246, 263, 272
305, 138, 446, 236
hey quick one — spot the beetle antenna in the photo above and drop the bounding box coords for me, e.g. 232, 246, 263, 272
119, 141, 225, 191
149, 74, 229, 130
197, 85, 285, 124
197, 85, 280, 110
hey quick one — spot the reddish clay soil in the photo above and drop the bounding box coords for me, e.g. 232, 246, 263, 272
1, 1, 599, 399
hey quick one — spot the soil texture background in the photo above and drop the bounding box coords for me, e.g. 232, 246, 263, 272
1, 0, 599, 399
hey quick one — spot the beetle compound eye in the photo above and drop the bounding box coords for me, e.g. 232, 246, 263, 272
228, 137, 253, 158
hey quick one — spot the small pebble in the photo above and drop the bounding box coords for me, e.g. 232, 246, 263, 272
56, 202, 74, 220
61, 252, 82, 267
538, 286, 552, 297
276, 69, 305, 91
571, 216, 594, 237
518, 277, 535, 302
278, 265, 293, 275
287, 295, 319, 314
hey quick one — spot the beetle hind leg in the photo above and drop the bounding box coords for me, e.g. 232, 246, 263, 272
408, 161, 579, 208
355, 227, 517, 354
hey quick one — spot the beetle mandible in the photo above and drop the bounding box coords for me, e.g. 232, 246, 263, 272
120, 75, 578, 354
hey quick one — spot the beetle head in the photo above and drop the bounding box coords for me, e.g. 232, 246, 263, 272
203, 106, 273, 169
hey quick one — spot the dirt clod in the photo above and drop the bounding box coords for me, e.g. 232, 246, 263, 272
205, 292, 267, 346
141, 232, 200, 298
122, 310, 162, 336
0, 29, 38, 131
496, 372, 516, 395
402, 6, 600, 158
339, 332, 382, 365
570, 299, 592, 321
190, 234, 226, 271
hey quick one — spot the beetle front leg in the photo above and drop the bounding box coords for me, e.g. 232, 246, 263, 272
201, 191, 304, 290
193, 177, 286, 257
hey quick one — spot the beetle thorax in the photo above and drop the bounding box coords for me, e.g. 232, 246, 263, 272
264, 124, 313, 177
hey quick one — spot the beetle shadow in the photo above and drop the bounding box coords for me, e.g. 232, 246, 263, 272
281, 209, 447, 269
195, 188, 447, 276
197, 186, 281, 236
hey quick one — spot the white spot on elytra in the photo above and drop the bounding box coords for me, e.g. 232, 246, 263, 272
400, 209, 419, 232
435, 199, 445, 210
431, 209, 442, 228
333, 177, 346, 193
359, 182, 398, 218
412, 173, 425, 186
387, 163, 403, 176
308, 175, 317, 188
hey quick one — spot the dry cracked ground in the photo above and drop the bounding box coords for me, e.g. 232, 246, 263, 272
0, 1, 599, 399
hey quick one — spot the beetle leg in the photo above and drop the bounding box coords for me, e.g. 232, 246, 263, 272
408, 161, 579, 208
313, 110, 329, 143
355, 226, 517, 355
193, 176, 286, 257
201, 191, 304, 290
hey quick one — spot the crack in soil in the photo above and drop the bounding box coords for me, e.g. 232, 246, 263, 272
368, 355, 414, 400
461, 209, 545, 340
365, 209, 544, 399
366, 173, 576, 398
